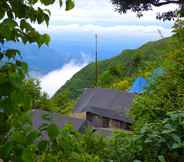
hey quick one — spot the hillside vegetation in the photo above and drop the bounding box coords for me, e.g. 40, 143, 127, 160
52, 36, 177, 113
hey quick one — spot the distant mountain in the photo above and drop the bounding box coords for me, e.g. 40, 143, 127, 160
3, 42, 70, 75
52, 36, 177, 112
2, 32, 164, 76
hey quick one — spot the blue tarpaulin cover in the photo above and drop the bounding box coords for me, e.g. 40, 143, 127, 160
129, 77, 147, 93
129, 67, 165, 94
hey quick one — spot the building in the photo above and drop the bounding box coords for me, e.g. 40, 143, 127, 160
32, 109, 88, 132
32, 88, 135, 134
72, 88, 135, 130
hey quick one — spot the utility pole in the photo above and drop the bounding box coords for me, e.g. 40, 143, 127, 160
157, 29, 164, 39
95, 34, 98, 87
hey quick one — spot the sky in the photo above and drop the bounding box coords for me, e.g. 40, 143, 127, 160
36, 0, 176, 35
36, 0, 177, 97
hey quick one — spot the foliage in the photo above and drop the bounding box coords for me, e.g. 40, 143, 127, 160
109, 112, 184, 162
23, 79, 59, 111
52, 90, 76, 114
23, 79, 44, 108
110, 0, 184, 20
112, 79, 131, 90
131, 37, 184, 131
0, 119, 108, 162
105, 21, 184, 162
173, 19, 184, 46
134, 111, 184, 162
0, 0, 74, 154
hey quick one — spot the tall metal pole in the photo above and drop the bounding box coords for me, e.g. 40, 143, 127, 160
95, 34, 98, 87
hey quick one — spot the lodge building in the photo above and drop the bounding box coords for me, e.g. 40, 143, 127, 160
32, 88, 135, 134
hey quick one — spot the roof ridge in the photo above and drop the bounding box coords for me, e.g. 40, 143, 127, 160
80, 88, 97, 112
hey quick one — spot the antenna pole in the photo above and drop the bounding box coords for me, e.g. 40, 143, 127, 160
95, 34, 98, 87
157, 29, 164, 39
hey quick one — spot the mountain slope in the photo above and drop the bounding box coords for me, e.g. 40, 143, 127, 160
52, 36, 177, 113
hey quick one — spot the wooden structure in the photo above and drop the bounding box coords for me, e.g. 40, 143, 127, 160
72, 88, 135, 130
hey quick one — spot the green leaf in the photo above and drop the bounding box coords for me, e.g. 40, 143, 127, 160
39, 123, 49, 131
27, 131, 40, 144
0, 72, 7, 84
20, 19, 33, 31
0, 9, 5, 19
47, 123, 59, 140
2, 143, 13, 157
3, 18, 18, 29
38, 140, 49, 151
40, 0, 55, 5
22, 147, 35, 162
158, 155, 166, 162
29, 0, 38, 4
16, 61, 28, 72
42, 113, 51, 121
66, 0, 75, 11
42, 34, 50, 45
5, 49, 20, 59
21, 62, 28, 72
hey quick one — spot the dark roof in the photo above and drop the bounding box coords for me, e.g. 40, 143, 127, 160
73, 88, 135, 123
32, 109, 87, 131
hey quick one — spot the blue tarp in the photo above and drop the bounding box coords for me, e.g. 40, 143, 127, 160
129, 77, 148, 93
129, 67, 165, 94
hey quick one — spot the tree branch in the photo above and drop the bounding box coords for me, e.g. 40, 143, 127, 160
152, 0, 180, 7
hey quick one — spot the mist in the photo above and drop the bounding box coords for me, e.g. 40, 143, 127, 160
40, 61, 88, 98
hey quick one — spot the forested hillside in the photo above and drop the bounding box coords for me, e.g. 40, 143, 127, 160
52, 36, 177, 113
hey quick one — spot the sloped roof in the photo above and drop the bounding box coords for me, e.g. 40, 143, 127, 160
32, 109, 87, 131
73, 88, 135, 123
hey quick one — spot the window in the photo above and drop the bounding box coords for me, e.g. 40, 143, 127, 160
103, 118, 109, 128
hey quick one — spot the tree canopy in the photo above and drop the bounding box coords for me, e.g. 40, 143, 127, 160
111, 0, 184, 20
0, 0, 74, 146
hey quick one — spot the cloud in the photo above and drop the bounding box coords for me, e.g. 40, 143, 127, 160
46, 0, 177, 25
35, 0, 176, 32
40, 60, 88, 97
35, 23, 172, 38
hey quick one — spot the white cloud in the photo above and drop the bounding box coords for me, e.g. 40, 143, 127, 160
35, 0, 177, 31
40, 60, 88, 97
45, 0, 177, 25
35, 23, 172, 38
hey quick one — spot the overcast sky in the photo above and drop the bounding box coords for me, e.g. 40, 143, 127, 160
35, 0, 177, 36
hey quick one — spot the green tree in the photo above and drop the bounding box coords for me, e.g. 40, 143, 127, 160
112, 79, 131, 90
108, 20, 184, 162
52, 90, 76, 114
0, 0, 75, 150
23, 79, 59, 111
130, 21, 184, 130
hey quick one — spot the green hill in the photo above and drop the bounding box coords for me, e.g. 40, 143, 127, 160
52, 36, 177, 113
